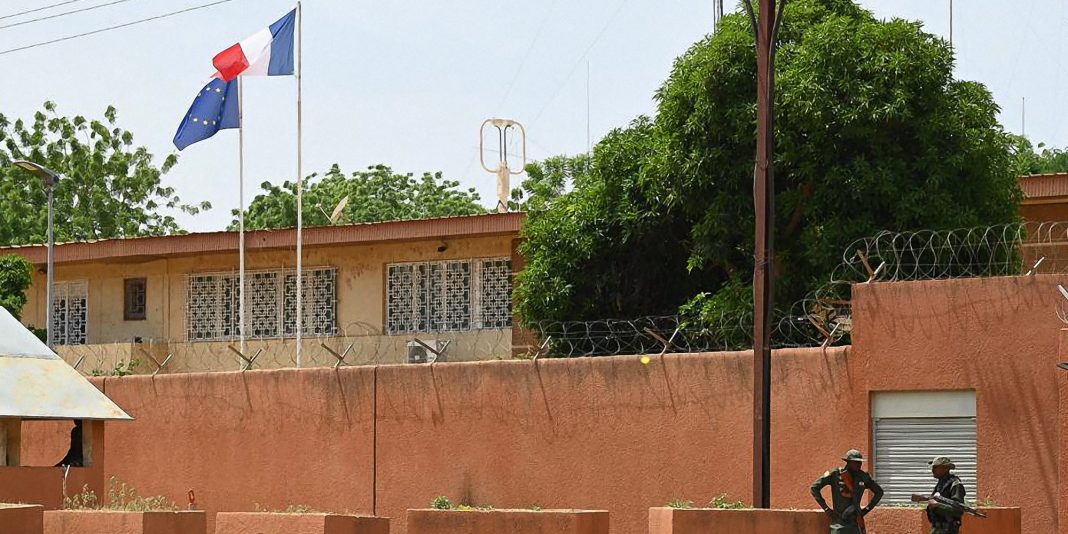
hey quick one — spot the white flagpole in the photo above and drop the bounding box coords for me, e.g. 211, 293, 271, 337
238, 75, 247, 359
295, 1, 304, 367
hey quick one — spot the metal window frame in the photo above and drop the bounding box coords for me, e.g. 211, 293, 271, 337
123, 278, 148, 321
386, 257, 512, 335
51, 280, 89, 345
184, 267, 337, 342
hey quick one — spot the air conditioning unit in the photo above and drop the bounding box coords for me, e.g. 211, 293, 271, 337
407, 339, 447, 364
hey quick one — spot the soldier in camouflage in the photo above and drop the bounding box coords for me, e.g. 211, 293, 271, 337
810, 449, 885, 534
911, 456, 966, 534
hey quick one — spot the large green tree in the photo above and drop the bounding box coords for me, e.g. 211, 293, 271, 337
1013, 135, 1068, 175
0, 102, 209, 245
515, 0, 1022, 328
232, 164, 487, 230
0, 254, 31, 321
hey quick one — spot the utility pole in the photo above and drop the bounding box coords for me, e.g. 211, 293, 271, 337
743, 0, 785, 509
714, 0, 724, 31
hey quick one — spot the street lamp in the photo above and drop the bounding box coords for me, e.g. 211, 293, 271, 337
12, 161, 61, 348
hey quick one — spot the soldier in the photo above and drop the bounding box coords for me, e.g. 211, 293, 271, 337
811, 449, 885, 534
911, 456, 966, 534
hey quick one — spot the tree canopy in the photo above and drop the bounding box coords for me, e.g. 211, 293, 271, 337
232, 164, 487, 230
0, 254, 31, 321
0, 102, 209, 245
514, 0, 1022, 329
1013, 135, 1068, 175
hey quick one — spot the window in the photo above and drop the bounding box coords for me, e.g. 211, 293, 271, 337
52, 281, 88, 345
872, 391, 977, 504
124, 278, 147, 321
185, 267, 337, 341
387, 258, 512, 335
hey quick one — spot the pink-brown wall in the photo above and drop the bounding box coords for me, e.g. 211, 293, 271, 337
15, 275, 1066, 534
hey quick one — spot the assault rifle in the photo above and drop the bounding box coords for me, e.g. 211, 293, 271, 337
910, 494, 988, 518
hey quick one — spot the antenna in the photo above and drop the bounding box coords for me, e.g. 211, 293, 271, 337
480, 118, 527, 212
952, 0, 961, 46
714, 0, 724, 31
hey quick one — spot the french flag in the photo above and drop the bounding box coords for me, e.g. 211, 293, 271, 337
213, 9, 296, 81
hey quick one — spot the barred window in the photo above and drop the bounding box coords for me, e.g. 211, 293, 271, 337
52, 281, 88, 345
387, 258, 512, 335
186, 267, 337, 341
478, 259, 513, 329
123, 278, 147, 321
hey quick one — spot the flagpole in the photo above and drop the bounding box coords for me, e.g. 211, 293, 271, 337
295, 0, 304, 368
238, 75, 247, 359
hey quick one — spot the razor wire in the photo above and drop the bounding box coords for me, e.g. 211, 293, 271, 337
53, 321, 514, 377
52, 221, 1068, 370
529, 221, 1068, 357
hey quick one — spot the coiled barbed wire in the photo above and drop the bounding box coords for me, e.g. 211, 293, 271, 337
54, 222, 1068, 367
532, 222, 1068, 357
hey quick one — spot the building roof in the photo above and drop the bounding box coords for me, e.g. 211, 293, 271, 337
0, 212, 524, 265
1020, 173, 1068, 200
0, 307, 130, 420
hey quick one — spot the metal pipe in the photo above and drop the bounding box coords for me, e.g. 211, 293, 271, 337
47, 182, 54, 349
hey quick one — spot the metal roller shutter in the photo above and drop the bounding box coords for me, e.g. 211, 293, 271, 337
873, 417, 977, 504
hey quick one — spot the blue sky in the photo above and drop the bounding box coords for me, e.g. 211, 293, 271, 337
0, 0, 1062, 232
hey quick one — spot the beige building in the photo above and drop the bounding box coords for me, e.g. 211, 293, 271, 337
1, 212, 525, 374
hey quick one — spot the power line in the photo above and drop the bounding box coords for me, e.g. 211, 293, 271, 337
0, 0, 83, 21
0, 0, 139, 31
529, 0, 631, 129
0, 0, 239, 57
493, 0, 564, 114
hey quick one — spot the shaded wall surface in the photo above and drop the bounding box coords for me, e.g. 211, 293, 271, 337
18, 275, 1067, 533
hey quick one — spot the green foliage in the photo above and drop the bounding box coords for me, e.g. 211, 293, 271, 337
667, 499, 694, 509
232, 164, 487, 230
1011, 135, 1068, 175
91, 358, 140, 377
64, 477, 175, 511
0, 254, 31, 320
0, 102, 209, 246
515, 0, 1021, 327
431, 496, 453, 510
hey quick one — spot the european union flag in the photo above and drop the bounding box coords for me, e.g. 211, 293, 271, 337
173, 77, 240, 151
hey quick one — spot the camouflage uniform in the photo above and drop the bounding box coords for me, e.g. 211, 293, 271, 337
811, 450, 885, 534
927, 457, 966, 534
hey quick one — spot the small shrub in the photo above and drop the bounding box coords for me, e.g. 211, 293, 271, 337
667, 499, 693, 509
531, 504, 542, 512
431, 496, 452, 510
978, 496, 997, 507
708, 494, 746, 509
91, 359, 140, 377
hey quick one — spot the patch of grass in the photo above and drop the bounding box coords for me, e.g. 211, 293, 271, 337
253, 503, 320, 514
708, 494, 747, 509
64, 477, 175, 511
667, 499, 694, 509
431, 496, 452, 510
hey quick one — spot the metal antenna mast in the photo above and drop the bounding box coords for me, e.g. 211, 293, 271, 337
480, 118, 527, 212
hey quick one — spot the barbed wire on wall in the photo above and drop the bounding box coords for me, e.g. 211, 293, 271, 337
530, 221, 1068, 358
54, 321, 515, 376
54, 221, 1068, 370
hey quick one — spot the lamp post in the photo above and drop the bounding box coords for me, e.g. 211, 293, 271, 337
12, 161, 61, 348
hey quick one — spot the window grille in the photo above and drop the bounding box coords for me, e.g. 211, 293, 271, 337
124, 278, 147, 321
387, 258, 512, 335
52, 281, 88, 345
185, 267, 337, 341
478, 259, 513, 329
